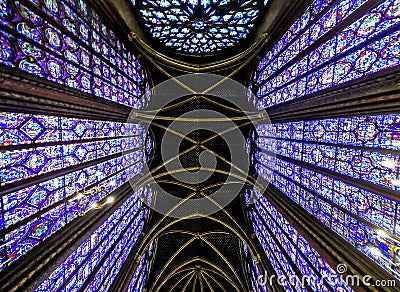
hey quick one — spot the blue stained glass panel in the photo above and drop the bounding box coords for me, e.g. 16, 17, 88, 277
0, 110, 148, 272
243, 242, 268, 292
0, 137, 141, 186
255, 153, 400, 279
248, 190, 354, 291
257, 115, 400, 192
126, 240, 153, 292
34, 187, 150, 292
252, 0, 400, 109
0, 0, 150, 108
254, 111, 400, 279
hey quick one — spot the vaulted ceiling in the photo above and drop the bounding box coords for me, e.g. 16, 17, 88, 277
88, 1, 311, 290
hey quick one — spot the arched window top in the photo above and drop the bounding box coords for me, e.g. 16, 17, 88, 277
134, 0, 268, 55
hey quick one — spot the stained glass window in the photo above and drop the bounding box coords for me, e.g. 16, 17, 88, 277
34, 186, 151, 292
249, 0, 400, 279
242, 242, 267, 292
145, 130, 154, 162
246, 189, 353, 291
250, 0, 400, 109
0, 0, 150, 108
135, 0, 267, 55
126, 241, 154, 292
0, 112, 148, 271
252, 114, 400, 280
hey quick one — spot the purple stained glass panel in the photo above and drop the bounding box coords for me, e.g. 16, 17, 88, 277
0, 0, 149, 108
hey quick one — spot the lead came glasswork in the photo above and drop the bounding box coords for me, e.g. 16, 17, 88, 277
0, 113, 144, 147
256, 114, 400, 191
0, 111, 148, 271
34, 187, 151, 292
246, 189, 353, 291
126, 241, 154, 292
0, 0, 152, 285
242, 242, 267, 292
1, 154, 145, 270
251, 1, 400, 270
1, 136, 142, 185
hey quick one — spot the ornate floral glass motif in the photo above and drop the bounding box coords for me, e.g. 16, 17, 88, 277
253, 114, 400, 280
136, 0, 266, 55
34, 187, 151, 292
246, 189, 353, 291
251, 0, 400, 109
0, 0, 150, 108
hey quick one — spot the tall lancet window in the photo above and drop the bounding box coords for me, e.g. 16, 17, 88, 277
0, 114, 148, 271
242, 242, 267, 292
250, 0, 400, 109
35, 187, 152, 292
245, 189, 353, 291
126, 240, 155, 292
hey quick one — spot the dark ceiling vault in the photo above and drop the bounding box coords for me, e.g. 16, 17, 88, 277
119, 94, 261, 291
